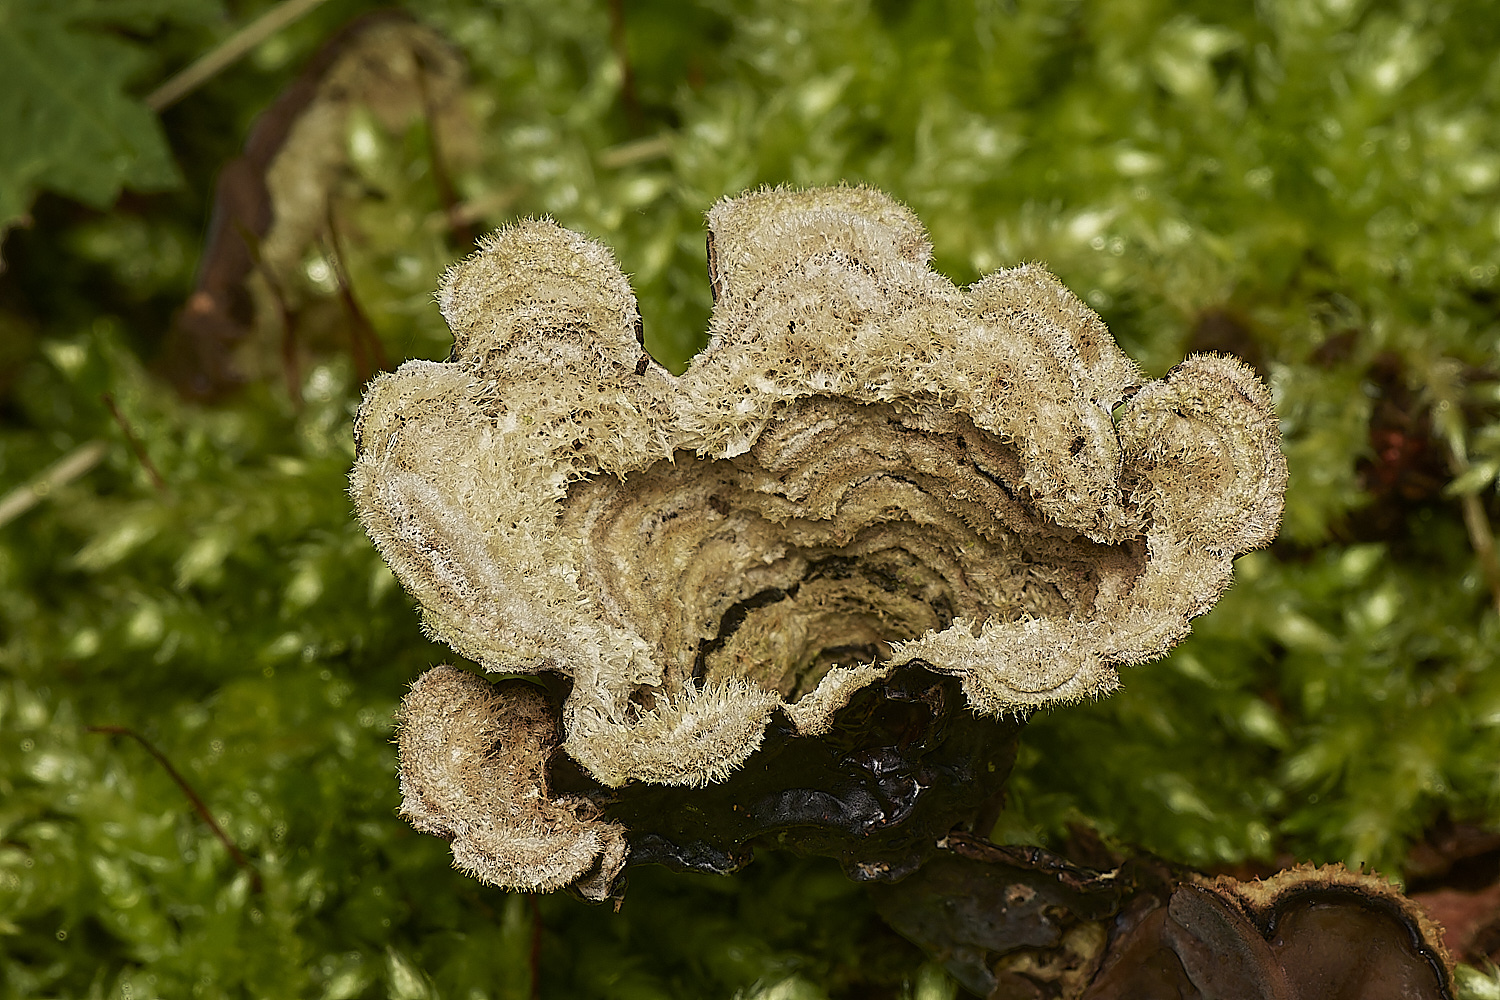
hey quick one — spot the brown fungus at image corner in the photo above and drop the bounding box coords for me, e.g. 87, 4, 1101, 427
351, 185, 1288, 900
1086, 867, 1454, 1000
874, 838, 1454, 999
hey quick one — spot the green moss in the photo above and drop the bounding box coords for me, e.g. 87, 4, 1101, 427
4, 0, 1500, 995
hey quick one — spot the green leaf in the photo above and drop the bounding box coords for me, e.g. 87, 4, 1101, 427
0, 0, 191, 240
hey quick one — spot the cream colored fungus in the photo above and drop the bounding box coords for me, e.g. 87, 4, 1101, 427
356, 185, 1287, 895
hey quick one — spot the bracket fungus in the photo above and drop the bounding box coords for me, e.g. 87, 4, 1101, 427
353, 185, 1287, 899
874, 836, 1454, 999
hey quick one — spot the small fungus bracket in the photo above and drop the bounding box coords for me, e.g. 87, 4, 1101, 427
354, 185, 1288, 897
873, 837, 1454, 999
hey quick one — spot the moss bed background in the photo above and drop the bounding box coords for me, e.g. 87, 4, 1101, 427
3, 0, 1500, 996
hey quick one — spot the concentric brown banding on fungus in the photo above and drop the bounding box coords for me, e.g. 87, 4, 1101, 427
354, 185, 1287, 890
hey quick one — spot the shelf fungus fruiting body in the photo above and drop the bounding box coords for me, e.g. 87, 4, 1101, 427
352, 186, 1287, 900
873, 838, 1453, 999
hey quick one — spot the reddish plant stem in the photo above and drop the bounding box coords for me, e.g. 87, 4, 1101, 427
87, 725, 263, 893
100, 394, 166, 492
232, 220, 303, 408
414, 60, 478, 251
529, 893, 543, 1000
607, 0, 642, 130
322, 209, 388, 381
277, 295, 304, 408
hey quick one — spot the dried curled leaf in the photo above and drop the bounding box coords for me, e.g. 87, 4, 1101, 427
354, 185, 1286, 892
168, 13, 471, 397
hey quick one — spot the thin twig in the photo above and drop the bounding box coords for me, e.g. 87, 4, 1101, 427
1427, 361, 1500, 615
146, 0, 332, 111
1448, 450, 1500, 616
0, 441, 108, 528
87, 725, 263, 894
597, 133, 673, 170
1459, 492, 1500, 616
101, 394, 167, 492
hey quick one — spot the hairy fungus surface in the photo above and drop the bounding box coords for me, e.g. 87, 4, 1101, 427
355, 185, 1287, 894
395, 666, 627, 900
